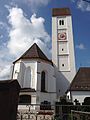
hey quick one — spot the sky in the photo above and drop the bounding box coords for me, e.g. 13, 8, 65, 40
0, 0, 90, 79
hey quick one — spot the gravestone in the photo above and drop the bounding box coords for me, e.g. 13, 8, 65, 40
0, 80, 20, 120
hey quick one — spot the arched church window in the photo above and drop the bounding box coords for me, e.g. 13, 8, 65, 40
59, 20, 62, 25
62, 20, 64, 25
59, 20, 64, 25
41, 71, 45, 92
23, 66, 31, 88
19, 95, 31, 103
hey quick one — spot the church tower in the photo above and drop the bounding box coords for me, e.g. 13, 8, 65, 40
52, 8, 76, 96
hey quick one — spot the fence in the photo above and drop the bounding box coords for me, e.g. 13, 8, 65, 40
71, 110, 90, 120
17, 104, 90, 120
17, 104, 54, 120
17, 111, 54, 120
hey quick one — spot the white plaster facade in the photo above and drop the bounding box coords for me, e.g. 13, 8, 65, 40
12, 59, 56, 105
68, 91, 90, 104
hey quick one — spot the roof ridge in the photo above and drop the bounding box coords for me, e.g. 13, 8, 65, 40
34, 43, 41, 58
13, 43, 52, 65
35, 43, 49, 59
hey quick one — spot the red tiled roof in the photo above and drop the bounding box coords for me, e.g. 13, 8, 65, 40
13, 43, 52, 65
69, 67, 90, 91
52, 8, 71, 16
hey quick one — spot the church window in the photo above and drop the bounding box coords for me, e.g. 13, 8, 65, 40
23, 66, 31, 88
19, 95, 31, 103
59, 20, 62, 25
62, 64, 64, 67
62, 20, 64, 25
59, 20, 64, 25
62, 48, 64, 51
41, 71, 45, 92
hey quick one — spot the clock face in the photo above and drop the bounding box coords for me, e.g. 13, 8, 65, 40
58, 32, 67, 40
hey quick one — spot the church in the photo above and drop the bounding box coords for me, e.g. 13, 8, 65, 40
11, 8, 76, 106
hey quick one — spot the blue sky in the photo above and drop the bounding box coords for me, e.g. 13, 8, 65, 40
0, 0, 90, 79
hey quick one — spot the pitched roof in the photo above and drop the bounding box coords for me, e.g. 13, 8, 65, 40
20, 88, 36, 92
52, 8, 71, 17
69, 67, 90, 91
13, 43, 52, 64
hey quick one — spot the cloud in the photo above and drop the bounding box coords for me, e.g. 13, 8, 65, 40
7, 7, 51, 57
0, 47, 13, 80
0, 7, 51, 79
17, 0, 51, 12
0, 21, 8, 29
0, 21, 5, 28
27, 0, 50, 6
71, 0, 90, 11
0, 35, 3, 39
0, 65, 11, 80
76, 43, 86, 50
77, 0, 90, 11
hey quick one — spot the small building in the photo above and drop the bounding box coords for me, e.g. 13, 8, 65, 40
67, 67, 90, 104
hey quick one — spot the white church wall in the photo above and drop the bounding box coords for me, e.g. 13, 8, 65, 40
31, 95, 37, 104
71, 91, 90, 104
39, 92, 56, 105
52, 17, 58, 67
19, 62, 26, 87
67, 16, 76, 82
58, 55, 70, 71
58, 42, 69, 55
57, 17, 67, 29
37, 61, 56, 93
54, 67, 70, 97
13, 60, 23, 86
21, 60, 37, 89
36, 61, 56, 104
13, 61, 21, 79
23, 66, 31, 88
67, 91, 71, 100
13, 59, 37, 89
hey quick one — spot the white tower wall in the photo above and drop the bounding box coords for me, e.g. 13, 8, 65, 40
52, 8, 76, 96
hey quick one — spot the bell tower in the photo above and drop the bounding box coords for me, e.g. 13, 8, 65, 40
52, 8, 76, 95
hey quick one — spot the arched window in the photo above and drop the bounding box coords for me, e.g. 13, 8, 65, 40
23, 66, 31, 88
59, 20, 62, 25
62, 20, 64, 25
41, 71, 45, 92
19, 95, 31, 103
59, 20, 64, 25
